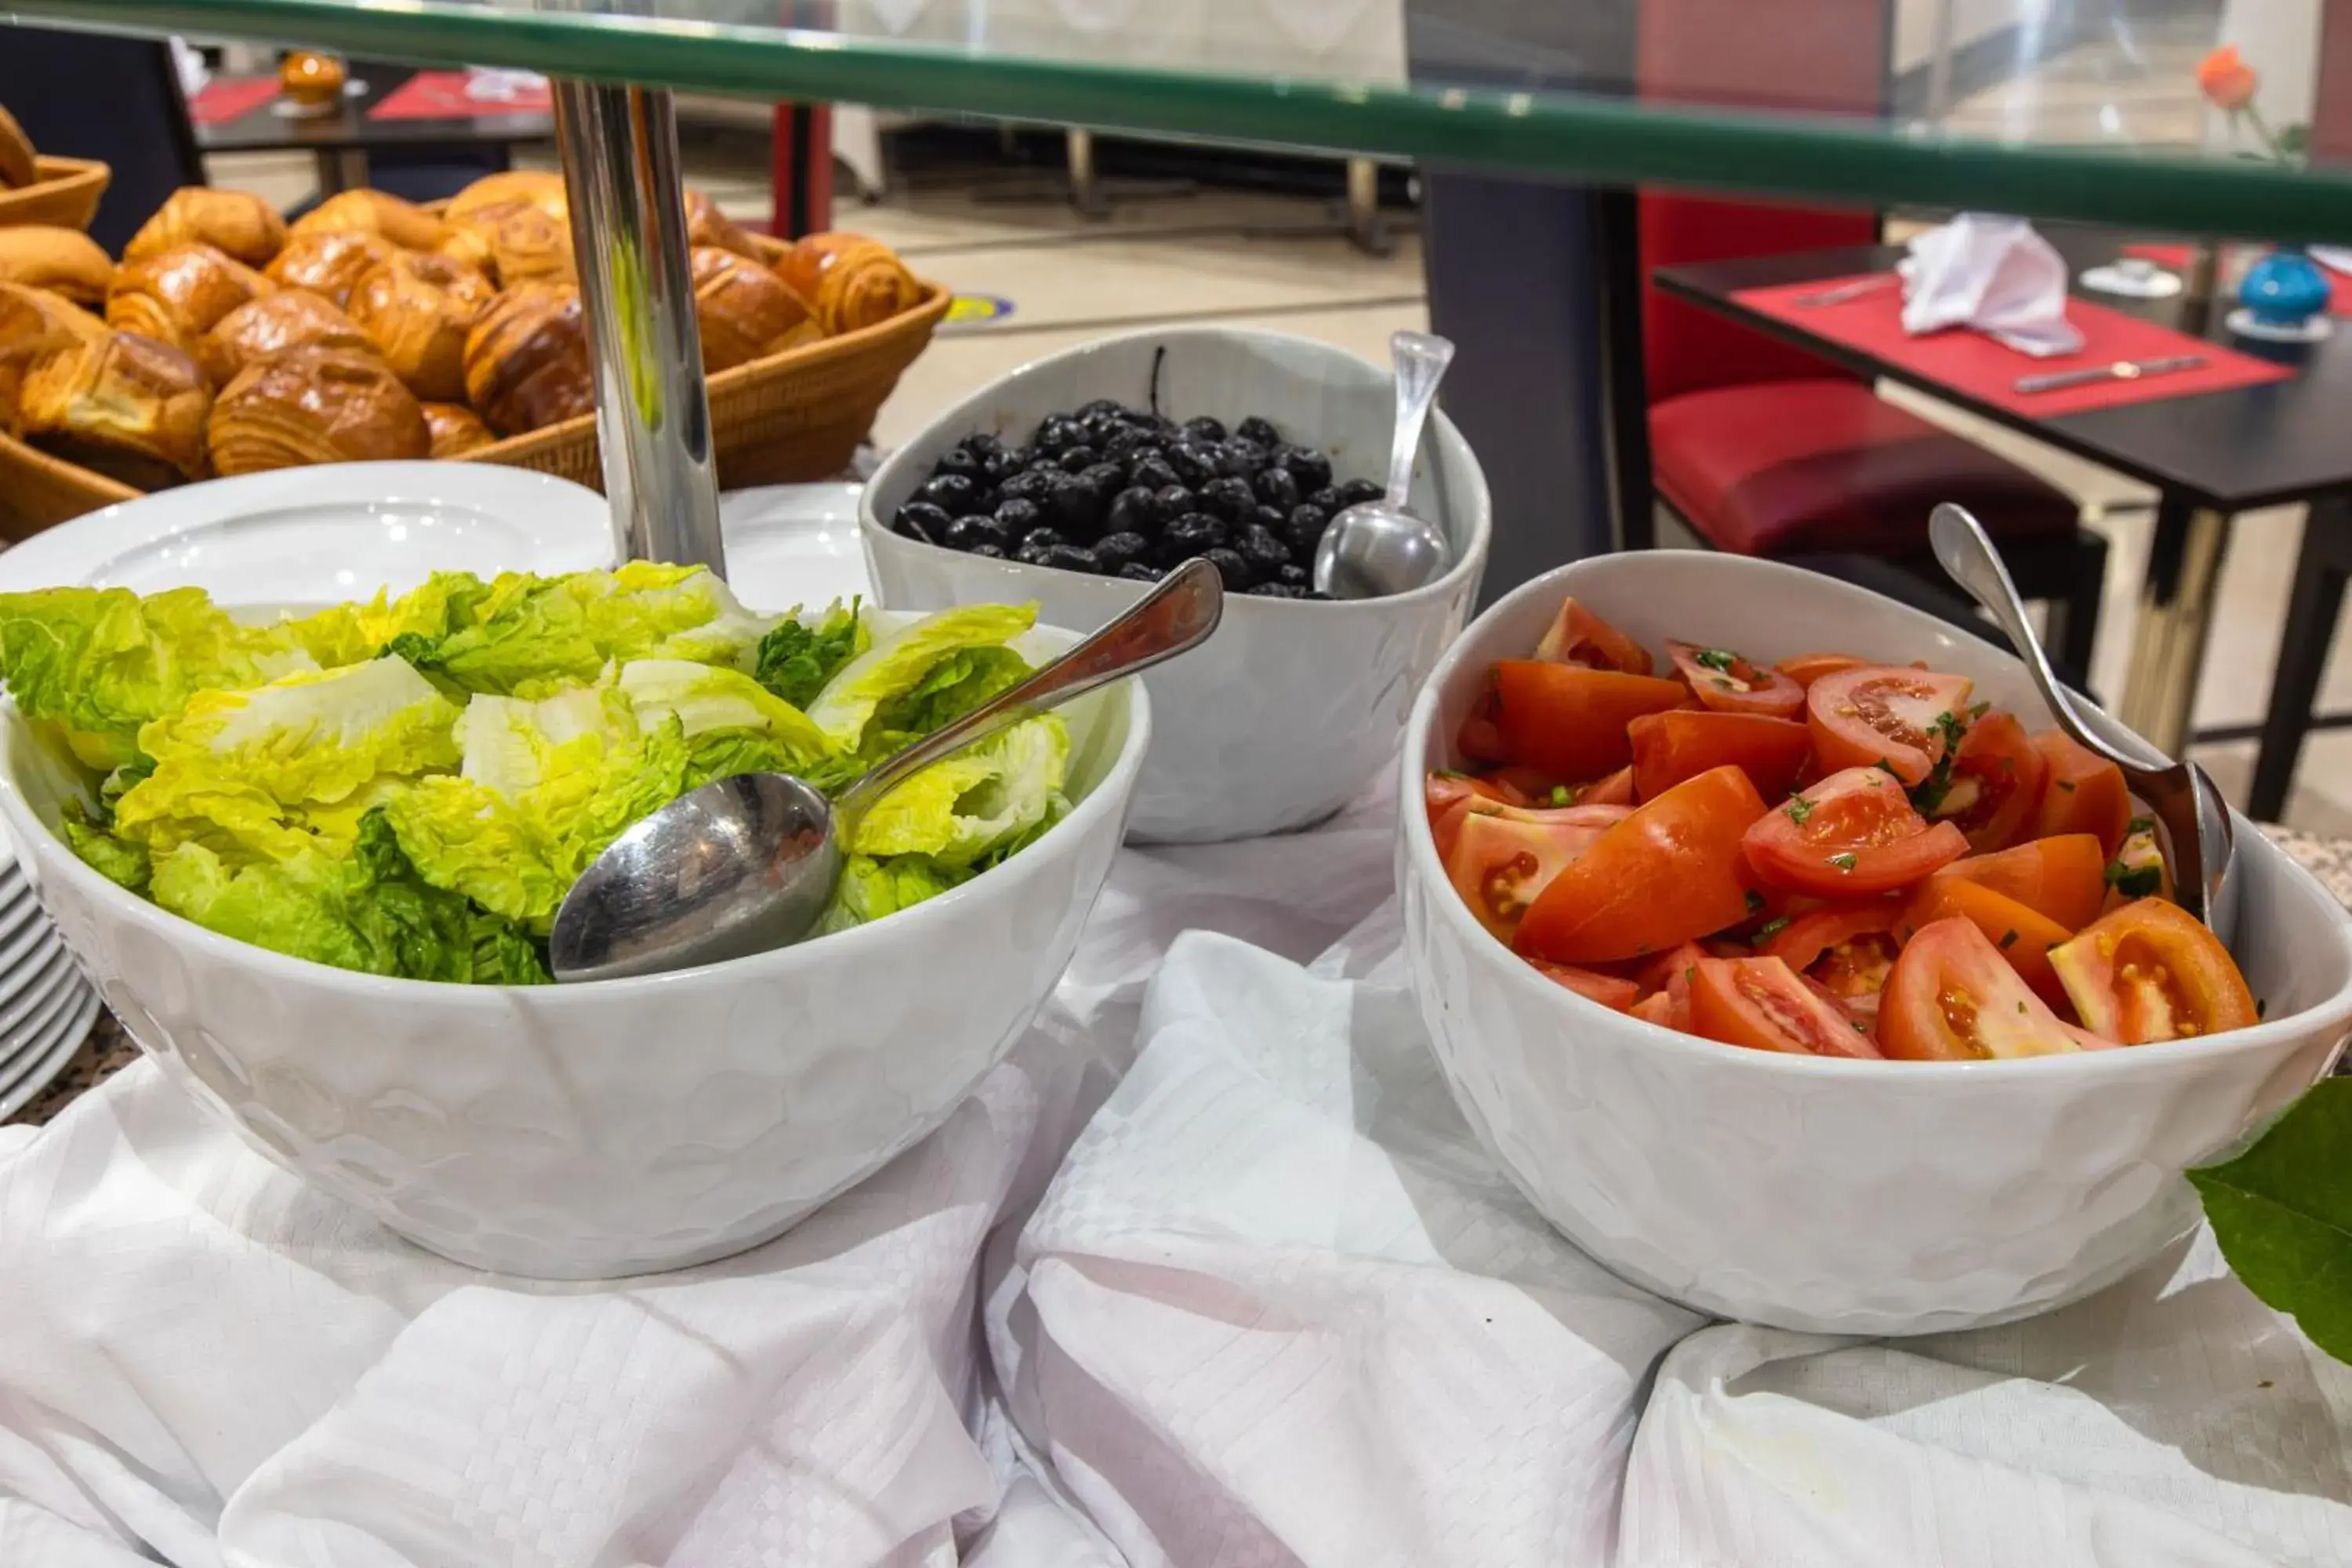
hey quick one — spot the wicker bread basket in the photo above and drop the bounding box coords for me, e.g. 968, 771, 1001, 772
0, 156, 111, 233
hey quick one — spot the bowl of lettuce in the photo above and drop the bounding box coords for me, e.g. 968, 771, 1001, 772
0, 563, 1149, 1276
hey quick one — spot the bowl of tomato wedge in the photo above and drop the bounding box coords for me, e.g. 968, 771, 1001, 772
1399, 550, 2352, 1334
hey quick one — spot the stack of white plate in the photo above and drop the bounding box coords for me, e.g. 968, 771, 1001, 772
0, 818, 98, 1120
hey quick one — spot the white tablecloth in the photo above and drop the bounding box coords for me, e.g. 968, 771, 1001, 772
5, 777, 2350, 1566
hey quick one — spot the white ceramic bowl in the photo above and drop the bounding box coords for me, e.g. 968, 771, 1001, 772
0, 616, 1149, 1279
1400, 552, 2352, 1335
861, 326, 1491, 844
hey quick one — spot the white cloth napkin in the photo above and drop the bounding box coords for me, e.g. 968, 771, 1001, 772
1900, 212, 2088, 358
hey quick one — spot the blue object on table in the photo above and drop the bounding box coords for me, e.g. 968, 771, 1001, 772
2238, 247, 2333, 331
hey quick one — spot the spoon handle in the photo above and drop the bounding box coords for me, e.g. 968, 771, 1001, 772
839, 557, 1225, 818
1381, 331, 1455, 508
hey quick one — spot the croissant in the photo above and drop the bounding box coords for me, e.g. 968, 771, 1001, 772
683, 191, 760, 260
0, 103, 34, 190
421, 401, 495, 458
0, 283, 107, 433
775, 233, 921, 334
196, 290, 370, 388
447, 169, 568, 227
18, 329, 212, 487
289, 188, 452, 255
0, 226, 113, 307
462, 281, 594, 437
122, 187, 289, 269
691, 245, 818, 372
263, 230, 395, 310
208, 344, 430, 476
105, 243, 274, 354
486, 205, 575, 287
347, 251, 496, 401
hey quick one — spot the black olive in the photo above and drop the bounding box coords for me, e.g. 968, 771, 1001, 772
971, 543, 1007, 558
1305, 485, 1342, 514
1250, 503, 1288, 536
1201, 546, 1253, 590
1236, 416, 1282, 448
1118, 561, 1164, 583
1129, 455, 1181, 493
1182, 416, 1228, 443
1283, 503, 1330, 561
1278, 445, 1334, 492
1160, 513, 1229, 562
1014, 543, 1055, 565
1046, 472, 1107, 535
944, 515, 1002, 551
1166, 442, 1219, 488
1041, 543, 1104, 574
1238, 524, 1290, 577
1020, 526, 1067, 554
996, 469, 1059, 507
1152, 483, 1197, 520
1254, 466, 1300, 511
1248, 582, 1308, 598
1077, 461, 1127, 500
1337, 477, 1386, 506
894, 501, 953, 544
1199, 476, 1258, 524
960, 431, 1004, 458
1033, 415, 1086, 456
1104, 426, 1156, 463
1219, 437, 1267, 477
916, 473, 986, 515
1076, 397, 1128, 421
995, 497, 1044, 535
1278, 563, 1310, 587
933, 447, 985, 481
1093, 531, 1149, 573
983, 445, 1033, 482
1105, 486, 1161, 536
1058, 445, 1101, 474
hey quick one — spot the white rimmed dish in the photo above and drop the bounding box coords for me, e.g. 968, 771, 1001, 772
1399, 551, 2352, 1335
0, 613, 1150, 1278
721, 484, 872, 611
0, 989, 100, 1120
861, 326, 1491, 844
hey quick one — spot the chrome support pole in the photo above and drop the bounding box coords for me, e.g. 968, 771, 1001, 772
551, 78, 728, 575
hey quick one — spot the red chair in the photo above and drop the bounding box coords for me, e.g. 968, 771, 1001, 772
1640, 192, 2107, 676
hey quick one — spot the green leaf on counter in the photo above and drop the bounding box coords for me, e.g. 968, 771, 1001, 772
2188, 1078, 2352, 1363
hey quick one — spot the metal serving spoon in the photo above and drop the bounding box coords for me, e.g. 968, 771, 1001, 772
1930, 502, 2238, 942
549, 558, 1225, 982
1313, 330, 1457, 599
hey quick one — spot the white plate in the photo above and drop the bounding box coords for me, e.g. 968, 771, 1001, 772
0, 944, 78, 1041
720, 484, 873, 612
0, 888, 49, 960
0, 906, 60, 991
0, 956, 80, 1071
0, 463, 618, 599
0, 986, 100, 1121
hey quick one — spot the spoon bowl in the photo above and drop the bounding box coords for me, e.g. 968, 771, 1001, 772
1314, 330, 1456, 599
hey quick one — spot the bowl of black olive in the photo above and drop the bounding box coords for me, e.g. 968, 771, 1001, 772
861, 326, 1490, 843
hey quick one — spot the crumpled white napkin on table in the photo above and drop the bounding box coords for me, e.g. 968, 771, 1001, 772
1900, 212, 2088, 358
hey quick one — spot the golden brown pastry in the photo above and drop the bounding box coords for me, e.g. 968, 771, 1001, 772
690, 245, 818, 372
0, 227, 114, 307
0, 283, 107, 433
106, 243, 274, 354
463, 281, 593, 437
421, 400, 495, 458
486, 205, 574, 287
195, 290, 369, 388
0, 103, 34, 189
262, 229, 395, 310
772, 230, 868, 309
208, 344, 430, 475
289, 188, 452, 255
775, 232, 921, 334
18, 329, 212, 487
446, 169, 568, 227
347, 250, 495, 402
122, 187, 289, 268
683, 191, 760, 260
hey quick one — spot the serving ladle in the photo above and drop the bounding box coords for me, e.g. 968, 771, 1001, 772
549, 557, 1224, 982
1313, 330, 1457, 599
1929, 502, 2238, 942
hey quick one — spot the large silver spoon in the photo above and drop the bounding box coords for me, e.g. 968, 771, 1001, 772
1313, 330, 1456, 599
549, 557, 1224, 982
1930, 503, 2238, 942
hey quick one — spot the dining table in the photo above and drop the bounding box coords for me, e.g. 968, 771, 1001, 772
1653, 238, 2352, 764
187, 66, 556, 199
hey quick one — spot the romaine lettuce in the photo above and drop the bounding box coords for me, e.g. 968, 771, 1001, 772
804, 604, 1036, 757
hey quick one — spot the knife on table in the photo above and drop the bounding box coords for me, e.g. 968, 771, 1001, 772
2013, 354, 2207, 394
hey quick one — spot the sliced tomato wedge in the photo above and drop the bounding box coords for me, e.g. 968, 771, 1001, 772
2029, 731, 2132, 855
1515, 765, 1768, 964
1629, 991, 1678, 1029
1487, 659, 1688, 782
1741, 765, 1969, 898
1665, 640, 1805, 720
2100, 820, 2172, 913
1898, 875, 2072, 1007
2049, 898, 2258, 1044
1929, 710, 2046, 853
1776, 652, 1869, 690
1688, 956, 1882, 1058
1576, 765, 1636, 807
1758, 900, 1904, 1019
1528, 959, 1642, 1011
1807, 665, 1974, 786
1534, 597, 1653, 675
1878, 916, 2085, 1060
1929, 833, 2107, 931
1628, 709, 1811, 803
1426, 771, 1526, 861
1445, 810, 1619, 943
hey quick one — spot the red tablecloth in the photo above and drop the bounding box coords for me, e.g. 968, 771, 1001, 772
187, 76, 281, 126
2123, 242, 2352, 316
1729, 275, 2294, 417
368, 71, 551, 122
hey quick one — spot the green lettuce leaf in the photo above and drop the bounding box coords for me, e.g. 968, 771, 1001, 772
804, 604, 1036, 757
62, 804, 150, 893
862, 648, 1032, 763
751, 598, 867, 709
2189, 1078, 2352, 1363
151, 809, 547, 983
852, 717, 1069, 869
817, 851, 971, 935
278, 571, 499, 668
617, 658, 832, 786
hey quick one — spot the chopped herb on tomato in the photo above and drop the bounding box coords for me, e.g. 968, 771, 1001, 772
2057, 779, 2077, 793
2000, 929, 2019, 949
1755, 914, 1792, 938
1745, 888, 1766, 913
2127, 815, 2155, 836
1786, 795, 1814, 824
1693, 648, 1737, 672
2105, 860, 2163, 897
1551, 784, 1572, 806
1829, 851, 1858, 872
